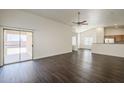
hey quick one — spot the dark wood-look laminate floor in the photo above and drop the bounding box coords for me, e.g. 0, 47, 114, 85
0, 49, 124, 83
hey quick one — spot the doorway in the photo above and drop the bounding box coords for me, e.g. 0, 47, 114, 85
4, 29, 33, 64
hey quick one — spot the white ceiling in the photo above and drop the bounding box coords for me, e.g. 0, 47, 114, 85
24, 9, 124, 31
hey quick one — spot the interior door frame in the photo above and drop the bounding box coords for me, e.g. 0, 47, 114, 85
3, 28, 33, 65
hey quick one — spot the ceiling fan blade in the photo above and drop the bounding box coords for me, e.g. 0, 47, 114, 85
80, 21, 87, 24
72, 20, 88, 25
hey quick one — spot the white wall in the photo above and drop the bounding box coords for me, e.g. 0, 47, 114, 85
0, 10, 73, 65
105, 27, 124, 36
96, 28, 104, 43
80, 28, 104, 49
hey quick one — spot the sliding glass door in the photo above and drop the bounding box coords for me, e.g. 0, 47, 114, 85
4, 29, 33, 64
4, 30, 20, 64
20, 32, 32, 61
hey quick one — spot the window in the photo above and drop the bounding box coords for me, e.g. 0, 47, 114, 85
72, 36, 76, 46
21, 35, 27, 41
7, 34, 20, 41
7, 34, 27, 42
84, 37, 93, 45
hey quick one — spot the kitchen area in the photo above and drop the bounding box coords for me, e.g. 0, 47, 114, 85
92, 25, 124, 57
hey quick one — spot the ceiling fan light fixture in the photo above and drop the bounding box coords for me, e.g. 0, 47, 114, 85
72, 11, 88, 25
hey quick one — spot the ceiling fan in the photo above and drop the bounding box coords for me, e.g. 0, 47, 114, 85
72, 12, 88, 25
